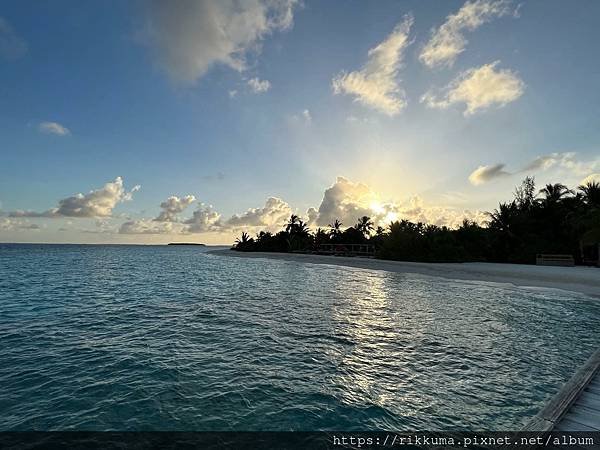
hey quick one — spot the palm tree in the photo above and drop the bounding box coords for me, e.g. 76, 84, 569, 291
285, 214, 300, 233
234, 231, 254, 251
328, 219, 343, 237
235, 231, 251, 245
539, 183, 572, 204
487, 202, 519, 236
296, 219, 310, 236
579, 181, 600, 207
285, 214, 310, 236
355, 216, 374, 237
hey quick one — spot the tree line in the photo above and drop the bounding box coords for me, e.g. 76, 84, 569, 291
233, 179, 600, 265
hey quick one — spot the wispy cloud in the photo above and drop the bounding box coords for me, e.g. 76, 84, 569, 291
332, 15, 413, 116
38, 121, 70, 136
0, 17, 28, 60
288, 109, 312, 125
140, 0, 297, 84
468, 164, 510, 185
247, 77, 271, 93
469, 152, 600, 185
419, 0, 513, 68
421, 61, 524, 115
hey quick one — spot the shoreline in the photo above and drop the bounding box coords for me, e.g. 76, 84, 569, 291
209, 249, 600, 299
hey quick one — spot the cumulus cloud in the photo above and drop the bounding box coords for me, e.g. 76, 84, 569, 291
155, 195, 196, 222
332, 15, 413, 116
119, 196, 292, 235
419, 0, 513, 68
225, 197, 292, 230
0, 17, 28, 60
119, 219, 179, 235
580, 174, 600, 186
421, 61, 524, 115
396, 195, 488, 228
468, 163, 510, 185
10, 177, 140, 218
309, 176, 378, 227
141, 0, 297, 84
119, 201, 221, 235
38, 121, 70, 136
111, 177, 490, 236
0, 218, 41, 231
307, 176, 485, 229
247, 77, 271, 93
184, 203, 223, 233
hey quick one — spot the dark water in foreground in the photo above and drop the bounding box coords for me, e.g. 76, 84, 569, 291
1, 244, 599, 431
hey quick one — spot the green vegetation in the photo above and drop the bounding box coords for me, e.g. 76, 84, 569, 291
233, 178, 600, 265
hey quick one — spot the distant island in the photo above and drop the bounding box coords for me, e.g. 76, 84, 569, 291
167, 243, 206, 246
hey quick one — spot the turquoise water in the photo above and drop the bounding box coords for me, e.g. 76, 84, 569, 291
0, 244, 599, 431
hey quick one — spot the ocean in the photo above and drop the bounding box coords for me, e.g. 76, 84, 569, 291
1, 243, 599, 431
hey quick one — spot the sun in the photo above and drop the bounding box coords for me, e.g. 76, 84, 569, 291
369, 201, 385, 215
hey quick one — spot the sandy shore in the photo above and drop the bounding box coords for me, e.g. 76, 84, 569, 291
209, 249, 600, 298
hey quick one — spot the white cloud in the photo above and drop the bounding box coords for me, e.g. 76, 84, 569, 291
419, 0, 513, 68
225, 197, 292, 231
0, 17, 27, 60
302, 109, 312, 123
10, 177, 140, 218
119, 200, 221, 235
397, 195, 488, 228
119, 219, 180, 235
309, 176, 378, 227
468, 163, 510, 185
580, 174, 600, 186
0, 217, 41, 231
38, 121, 70, 136
228, 89, 238, 98
288, 109, 312, 125
155, 195, 196, 222
141, 0, 297, 84
332, 15, 413, 116
118, 196, 292, 235
247, 77, 271, 93
421, 61, 524, 115
522, 152, 600, 177
469, 152, 600, 185
109, 177, 490, 237
307, 176, 485, 229
184, 203, 223, 233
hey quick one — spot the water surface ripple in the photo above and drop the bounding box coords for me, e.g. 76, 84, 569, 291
1, 244, 599, 430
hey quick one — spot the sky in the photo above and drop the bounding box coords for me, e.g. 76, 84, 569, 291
1, 0, 599, 244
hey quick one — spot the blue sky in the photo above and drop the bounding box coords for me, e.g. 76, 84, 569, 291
1, 0, 599, 243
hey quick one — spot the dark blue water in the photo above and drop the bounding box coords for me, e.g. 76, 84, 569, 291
1, 244, 599, 431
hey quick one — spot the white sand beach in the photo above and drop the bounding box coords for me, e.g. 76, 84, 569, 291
210, 249, 600, 298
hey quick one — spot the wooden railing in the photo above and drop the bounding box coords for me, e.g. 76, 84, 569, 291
535, 254, 575, 266
314, 243, 375, 257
